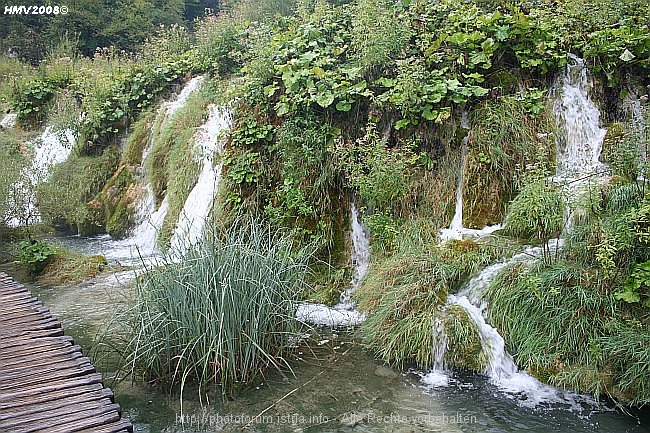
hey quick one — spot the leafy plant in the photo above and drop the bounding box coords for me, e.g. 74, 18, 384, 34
16, 239, 55, 274
616, 260, 650, 307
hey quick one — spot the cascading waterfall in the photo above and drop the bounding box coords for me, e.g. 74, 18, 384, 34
7, 127, 76, 226
105, 77, 205, 260
337, 202, 371, 308
296, 203, 370, 326
553, 54, 607, 177
424, 55, 606, 409
169, 105, 232, 253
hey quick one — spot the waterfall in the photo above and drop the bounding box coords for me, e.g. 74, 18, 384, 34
423, 55, 607, 408
553, 54, 606, 177
169, 105, 232, 253
337, 202, 371, 308
111, 76, 205, 258
440, 112, 502, 242
7, 127, 76, 226
296, 203, 369, 326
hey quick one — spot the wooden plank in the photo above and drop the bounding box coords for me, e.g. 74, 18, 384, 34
0, 388, 114, 420
0, 273, 132, 433
0, 327, 65, 340
0, 363, 97, 392
0, 335, 73, 354
1, 400, 122, 432
0, 344, 82, 366
0, 370, 104, 403
0, 383, 107, 410
1, 352, 88, 375
73, 419, 134, 433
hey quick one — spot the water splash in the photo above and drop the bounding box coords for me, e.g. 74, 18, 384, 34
7, 127, 76, 226
296, 203, 370, 327
170, 106, 232, 253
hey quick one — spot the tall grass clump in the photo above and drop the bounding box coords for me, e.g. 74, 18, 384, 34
123, 219, 313, 398
356, 239, 499, 368
463, 96, 555, 227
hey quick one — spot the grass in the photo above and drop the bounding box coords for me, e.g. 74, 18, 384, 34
118, 218, 314, 398
463, 97, 556, 227
356, 238, 499, 369
485, 257, 650, 405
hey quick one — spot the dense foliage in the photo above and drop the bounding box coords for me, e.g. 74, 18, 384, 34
1, 0, 650, 407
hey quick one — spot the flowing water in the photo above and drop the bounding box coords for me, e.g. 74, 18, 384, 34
425, 54, 611, 408
7, 126, 76, 226
296, 202, 369, 327
553, 54, 607, 177
440, 112, 502, 242
169, 105, 231, 253
83, 77, 207, 265
16, 266, 650, 432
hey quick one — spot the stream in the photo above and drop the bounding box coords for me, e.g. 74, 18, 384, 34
9, 232, 645, 433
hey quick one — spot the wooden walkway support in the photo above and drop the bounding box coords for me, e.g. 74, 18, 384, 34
0, 272, 133, 433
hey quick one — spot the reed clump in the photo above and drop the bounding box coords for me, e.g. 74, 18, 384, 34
123, 219, 313, 397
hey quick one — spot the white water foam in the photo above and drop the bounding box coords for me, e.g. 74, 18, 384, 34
553, 54, 607, 177
1, 113, 17, 129
170, 105, 232, 253
297, 203, 370, 327
7, 127, 76, 226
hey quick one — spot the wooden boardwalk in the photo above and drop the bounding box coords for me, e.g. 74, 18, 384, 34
0, 272, 133, 433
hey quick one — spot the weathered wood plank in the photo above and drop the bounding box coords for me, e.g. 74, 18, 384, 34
0, 383, 106, 410
0, 335, 73, 354
1, 400, 122, 432
0, 327, 65, 340
0, 273, 133, 432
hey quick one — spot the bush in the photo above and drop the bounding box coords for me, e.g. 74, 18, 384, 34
16, 239, 55, 274
121, 219, 313, 397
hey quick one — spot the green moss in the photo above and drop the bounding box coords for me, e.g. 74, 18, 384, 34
442, 305, 486, 371
123, 110, 155, 166
106, 197, 133, 239
39, 249, 110, 285
99, 165, 136, 239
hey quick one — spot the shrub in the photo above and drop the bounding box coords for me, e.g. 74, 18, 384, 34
16, 239, 55, 274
